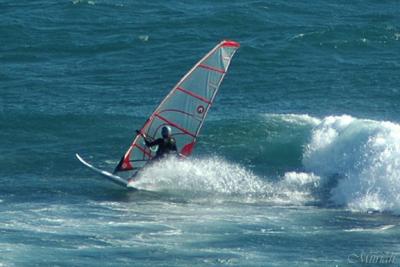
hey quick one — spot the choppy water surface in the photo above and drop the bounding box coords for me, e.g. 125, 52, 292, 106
1, 0, 400, 266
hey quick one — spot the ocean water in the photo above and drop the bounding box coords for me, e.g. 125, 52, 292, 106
1, 0, 400, 266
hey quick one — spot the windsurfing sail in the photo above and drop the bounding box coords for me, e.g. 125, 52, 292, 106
114, 40, 240, 176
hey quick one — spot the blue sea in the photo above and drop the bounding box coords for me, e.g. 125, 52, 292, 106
1, 0, 400, 266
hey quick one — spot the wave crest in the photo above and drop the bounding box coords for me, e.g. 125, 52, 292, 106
303, 115, 400, 214
129, 113, 400, 214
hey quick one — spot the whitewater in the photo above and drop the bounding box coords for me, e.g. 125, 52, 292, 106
129, 114, 400, 215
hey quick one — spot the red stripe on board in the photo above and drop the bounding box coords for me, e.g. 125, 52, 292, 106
198, 64, 225, 74
177, 87, 212, 104
154, 114, 196, 138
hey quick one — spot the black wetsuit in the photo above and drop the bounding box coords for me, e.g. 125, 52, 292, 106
145, 137, 178, 160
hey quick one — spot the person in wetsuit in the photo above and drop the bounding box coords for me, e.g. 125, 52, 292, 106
136, 126, 178, 160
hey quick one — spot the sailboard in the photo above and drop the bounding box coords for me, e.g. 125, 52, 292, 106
77, 40, 240, 188
76, 154, 129, 187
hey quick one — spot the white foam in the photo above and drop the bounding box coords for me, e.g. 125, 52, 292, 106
344, 224, 396, 232
138, 35, 149, 42
275, 172, 320, 204
129, 157, 317, 205
265, 113, 321, 126
130, 157, 269, 196
72, 0, 95, 4
303, 115, 400, 214
131, 113, 400, 214
279, 172, 320, 187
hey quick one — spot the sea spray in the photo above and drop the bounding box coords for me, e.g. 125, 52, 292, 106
130, 114, 400, 213
130, 156, 270, 196
244, 113, 400, 213
303, 115, 400, 214
275, 172, 320, 204
129, 156, 319, 205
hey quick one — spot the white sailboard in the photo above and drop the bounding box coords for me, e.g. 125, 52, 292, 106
77, 40, 240, 188
76, 154, 130, 187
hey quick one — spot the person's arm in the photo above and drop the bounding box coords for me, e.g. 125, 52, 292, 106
170, 139, 186, 158
136, 130, 159, 147
170, 138, 178, 154
146, 138, 162, 147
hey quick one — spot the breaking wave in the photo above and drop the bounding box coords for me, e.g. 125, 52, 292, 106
265, 114, 400, 214
303, 115, 400, 214
130, 113, 400, 214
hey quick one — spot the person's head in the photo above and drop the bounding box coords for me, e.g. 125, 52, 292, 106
161, 126, 172, 138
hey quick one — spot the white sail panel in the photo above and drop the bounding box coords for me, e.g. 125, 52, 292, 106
180, 68, 223, 100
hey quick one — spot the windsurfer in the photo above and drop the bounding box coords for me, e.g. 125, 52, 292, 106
136, 126, 178, 160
